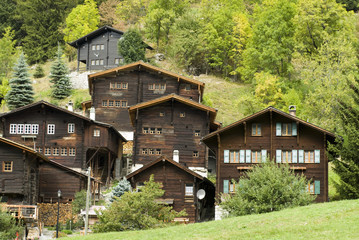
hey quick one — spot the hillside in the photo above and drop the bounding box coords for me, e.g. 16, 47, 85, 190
64, 199, 359, 240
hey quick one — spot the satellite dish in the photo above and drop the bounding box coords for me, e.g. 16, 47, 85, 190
197, 189, 206, 200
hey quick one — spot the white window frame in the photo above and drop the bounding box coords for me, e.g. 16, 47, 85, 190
68, 123, 75, 133
47, 124, 55, 134
32, 124, 39, 134
94, 129, 100, 137
69, 148, 76, 156
10, 124, 16, 134
185, 184, 194, 196
24, 124, 32, 134
17, 124, 24, 134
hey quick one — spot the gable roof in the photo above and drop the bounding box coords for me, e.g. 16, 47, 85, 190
87, 61, 205, 97
68, 25, 124, 47
202, 106, 336, 142
0, 101, 127, 142
126, 156, 211, 184
0, 137, 94, 180
128, 93, 217, 126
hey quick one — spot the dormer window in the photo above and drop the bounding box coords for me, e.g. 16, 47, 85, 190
252, 123, 261, 136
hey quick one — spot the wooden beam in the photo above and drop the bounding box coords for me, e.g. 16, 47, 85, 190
244, 122, 247, 146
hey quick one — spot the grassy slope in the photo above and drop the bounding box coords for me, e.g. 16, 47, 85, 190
64, 199, 359, 240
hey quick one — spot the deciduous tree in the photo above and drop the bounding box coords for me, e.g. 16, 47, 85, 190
118, 28, 147, 64
0, 27, 19, 79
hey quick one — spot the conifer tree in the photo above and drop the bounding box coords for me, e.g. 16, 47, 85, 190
50, 45, 72, 99
6, 53, 34, 110
118, 29, 146, 64
110, 178, 131, 202
33, 64, 45, 78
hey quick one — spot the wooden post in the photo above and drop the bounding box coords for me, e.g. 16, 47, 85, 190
85, 167, 91, 235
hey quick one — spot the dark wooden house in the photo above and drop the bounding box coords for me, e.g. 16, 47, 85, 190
0, 101, 127, 186
0, 137, 93, 204
126, 156, 215, 223
87, 61, 205, 131
128, 94, 218, 175
202, 106, 336, 203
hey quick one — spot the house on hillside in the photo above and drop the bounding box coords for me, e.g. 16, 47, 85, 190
0, 137, 96, 204
126, 156, 215, 223
68, 26, 152, 71
86, 61, 205, 132
202, 106, 336, 203
128, 93, 219, 175
0, 101, 127, 187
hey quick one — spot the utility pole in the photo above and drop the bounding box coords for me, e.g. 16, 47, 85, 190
85, 167, 91, 235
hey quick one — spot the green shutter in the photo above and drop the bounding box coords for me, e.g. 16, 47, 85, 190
240, 150, 245, 163
223, 180, 229, 193
292, 150, 298, 163
246, 150, 251, 163
315, 180, 320, 194
224, 150, 229, 163
276, 149, 282, 163
276, 123, 282, 136
292, 123, 297, 136
298, 150, 304, 163
261, 149, 267, 162
315, 150, 320, 163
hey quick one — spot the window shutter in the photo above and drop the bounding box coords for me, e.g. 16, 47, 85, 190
224, 150, 229, 163
292, 122, 297, 136
315, 150, 320, 163
298, 150, 304, 163
223, 180, 229, 194
240, 150, 245, 163
276, 123, 282, 136
246, 150, 251, 163
276, 149, 282, 163
261, 149, 267, 162
314, 180, 320, 194
292, 150, 298, 163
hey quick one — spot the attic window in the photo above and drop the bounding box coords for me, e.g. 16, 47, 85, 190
2, 161, 13, 172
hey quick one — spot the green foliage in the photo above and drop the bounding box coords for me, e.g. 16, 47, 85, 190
16, 0, 80, 64
0, 207, 24, 240
336, 0, 359, 11
110, 178, 131, 202
253, 72, 284, 108
50, 45, 72, 99
220, 161, 315, 216
72, 190, 88, 214
33, 65, 45, 79
63, 0, 100, 43
93, 175, 186, 232
6, 53, 34, 109
116, 0, 152, 27
0, 27, 19, 79
118, 29, 146, 64
0, 77, 10, 107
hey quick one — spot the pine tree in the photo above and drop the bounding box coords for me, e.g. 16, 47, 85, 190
6, 53, 34, 110
50, 45, 72, 99
33, 64, 45, 78
110, 178, 131, 202
328, 85, 359, 199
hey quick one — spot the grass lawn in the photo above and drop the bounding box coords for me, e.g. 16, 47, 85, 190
63, 199, 359, 240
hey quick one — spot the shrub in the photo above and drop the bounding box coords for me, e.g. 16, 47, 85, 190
72, 190, 88, 214
220, 161, 315, 216
33, 64, 45, 78
0, 208, 24, 240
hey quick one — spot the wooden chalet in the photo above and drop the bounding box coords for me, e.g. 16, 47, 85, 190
128, 93, 219, 175
68, 26, 152, 71
87, 61, 205, 131
0, 137, 96, 204
202, 106, 336, 202
126, 156, 215, 223
0, 101, 127, 185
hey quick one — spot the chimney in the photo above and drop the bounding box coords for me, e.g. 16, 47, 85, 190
67, 100, 73, 112
173, 150, 179, 162
289, 105, 296, 116
90, 107, 95, 120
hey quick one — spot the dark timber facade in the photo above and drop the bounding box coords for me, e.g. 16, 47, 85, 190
202, 107, 336, 203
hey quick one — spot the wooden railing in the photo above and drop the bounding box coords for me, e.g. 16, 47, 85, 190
4, 205, 38, 220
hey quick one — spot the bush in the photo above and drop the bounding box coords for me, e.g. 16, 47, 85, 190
93, 175, 186, 232
0, 208, 24, 240
220, 161, 315, 216
33, 64, 45, 78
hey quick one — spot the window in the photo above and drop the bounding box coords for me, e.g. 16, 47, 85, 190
251, 151, 262, 163
143, 127, 149, 134
180, 112, 185, 118
282, 150, 292, 163
193, 151, 199, 158
307, 180, 320, 195
149, 83, 166, 90
102, 100, 108, 107
100, 44, 105, 50
91, 60, 95, 65
185, 184, 194, 196
115, 100, 121, 107
10, 124, 16, 134
194, 130, 201, 137
160, 84, 166, 90
185, 84, 191, 91
121, 101, 127, 108
53, 147, 59, 156
156, 149, 162, 155
94, 129, 100, 137
17, 124, 24, 134
160, 112, 165, 117
95, 60, 99, 65
69, 148, 76, 156
305, 150, 314, 163
2, 161, 13, 172
32, 124, 39, 134
110, 82, 128, 90
99, 59, 104, 65
115, 58, 120, 65
92, 45, 96, 51
122, 83, 128, 89
308, 182, 315, 194
47, 124, 55, 134
68, 123, 75, 133
25, 124, 32, 134
149, 149, 155, 155
229, 181, 236, 193
108, 100, 114, 107
150, 128, 155, 134
156, 128, 162, 134
96, 44, 100, 50
36, 147, 42, 153
142, 148, 148, 155
252, 123, 261, 136
148, 84, 154, 90
282, 123, 292, 136
61, 147, 67, 156
45, 148, 51, 155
